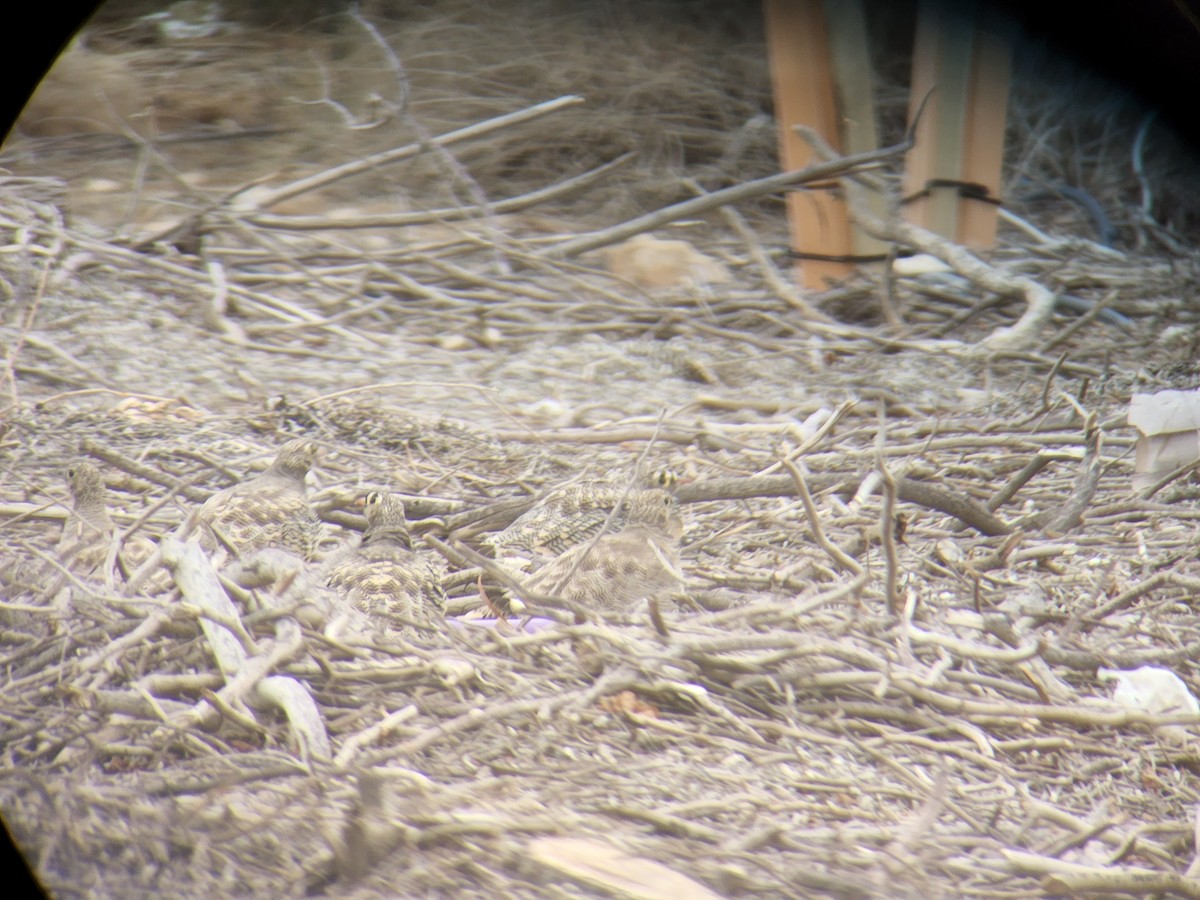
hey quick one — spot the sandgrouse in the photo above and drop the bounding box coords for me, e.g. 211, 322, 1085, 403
321, 491, 446, 634
518, 487, 683, 614
197, 439, 321, 561
56, 459, 158, 584
485, 468, 677, 567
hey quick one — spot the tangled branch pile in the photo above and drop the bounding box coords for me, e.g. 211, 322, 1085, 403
2, 2, 1200, 896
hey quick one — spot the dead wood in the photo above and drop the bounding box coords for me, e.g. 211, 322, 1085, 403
231, 94, 586, 214
3, 8, 1200, 897
795, 124, 1060, 352
537, 138, 909, 262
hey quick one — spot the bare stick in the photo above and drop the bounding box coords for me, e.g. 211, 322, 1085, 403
1037, 413, 1102, 534
249, 153, 636, 231
987, 453, 1055, 512
682, 176, 833, 324
778, 457, 863, 578
537, 139, 910, 261
878, 454, 900, 617
795, 125, 1060, 353
1037, 289, 1120, 353
80, 439, 211, 504
423, 535, 584, 622
332, 705, 419, 768
19, 334, 118, 391
1140, 456, 1200, 500
349, 8, 511, 273
1, 192, 63, 407
160, 539, 330, 758
229, 95, 584, 213
682, 473, 1010, 536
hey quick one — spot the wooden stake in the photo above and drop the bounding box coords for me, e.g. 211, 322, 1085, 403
765, 0, 852, 290
959, 9, 1013, 249
903, 1, 1013, 250
824, 0, 889, 262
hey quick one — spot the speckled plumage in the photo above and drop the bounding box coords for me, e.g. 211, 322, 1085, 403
57, 460, 158, 583
198, 439, 322, 561
57, 460, 117, 571
520, 488, 684, 613
322, 491, 446, 633
485, 468, 678, 561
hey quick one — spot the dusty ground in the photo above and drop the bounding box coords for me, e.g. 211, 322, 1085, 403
3, 2, 1200, 898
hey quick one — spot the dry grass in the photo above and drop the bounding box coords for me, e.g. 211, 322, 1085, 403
2, 2, 1200, 897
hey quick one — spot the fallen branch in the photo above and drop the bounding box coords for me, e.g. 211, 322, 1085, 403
794, 124, 1060, 352
160, 539, 331, 759
537, 138, 911, 261
682, 175, 833, 323
1003, 848, 1200, 899
247, 153, 635, 231
441, 470, 1010, 538
677, 474, 1011, 536
230, 95, 585, 213
1031, 413, 1102, 534
779, 458, 864, 578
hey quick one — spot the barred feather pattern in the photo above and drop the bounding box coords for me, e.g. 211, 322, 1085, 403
485, 468, 678, 560
322, 491, 446, 634
198, 439, 322, 561
57, 459, 158, 583
521, 488, 683, 613
57, 460, 117, 572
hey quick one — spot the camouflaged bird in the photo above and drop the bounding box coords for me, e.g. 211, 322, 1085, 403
518, 487, 684, 614
321, 491, 446, 634
57, 459, 118, 573
484, 468, 678, 567
56, 459, 159, 584
197, 439, 321, 561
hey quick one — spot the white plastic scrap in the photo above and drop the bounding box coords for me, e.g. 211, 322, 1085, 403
1097, 665, 1200, 715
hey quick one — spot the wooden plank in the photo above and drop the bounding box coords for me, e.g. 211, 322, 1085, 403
824, 0, 888, 261
903, 1, 977, 239
904, 1, 1013, 249
764, 0, 852, 290
958, 9, 1013, 249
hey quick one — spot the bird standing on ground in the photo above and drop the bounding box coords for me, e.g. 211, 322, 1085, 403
485, 468, 678, 567
321, 491, 446, 634
57, 459, 119, 573
56, 459, 159, 585
518, 487, 684, 614
197, 438, 322, 561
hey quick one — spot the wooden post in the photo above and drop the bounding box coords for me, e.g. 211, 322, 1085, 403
764, 0, 852, 291
903, 1, 1013, 249
959, 8, 1013, 249
824, 1, 889, 263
